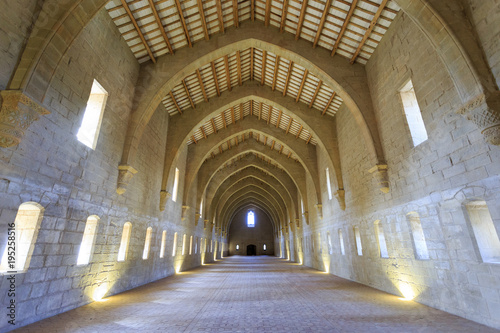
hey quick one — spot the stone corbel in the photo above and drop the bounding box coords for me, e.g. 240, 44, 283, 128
204, 219, 209, 230
0, 90, 50, 148
303, 211, 309, 225
181, 205, 190, 221
334, 189, 346, 210
295, 218, 300, 229
159, 190, 172, 211
117, 165, 138, 195
457, 92, 500, 145
194, 213, 201, 226
314, 204, 323, 219
368, 164, 389, 193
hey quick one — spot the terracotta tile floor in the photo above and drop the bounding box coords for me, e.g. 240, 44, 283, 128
14, 256, 499, 332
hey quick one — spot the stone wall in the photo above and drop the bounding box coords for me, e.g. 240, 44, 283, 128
228, 208, 275, 256
295, 9, 500, 329
0, 8, 212, 332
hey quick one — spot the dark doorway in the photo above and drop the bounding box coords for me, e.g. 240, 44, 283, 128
247, 244, 256, 256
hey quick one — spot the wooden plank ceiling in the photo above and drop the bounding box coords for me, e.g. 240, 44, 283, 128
105, 0, 399, 160
105, 0, 399, 64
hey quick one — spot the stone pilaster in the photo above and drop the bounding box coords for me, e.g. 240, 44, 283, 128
116, 165, 138, 195
314, 204, 323, 219
204, 219, 209, 230
368, 164, 389, 193
457, 92, 500, 145
194, 213, 201, 226
335, 189, 346, 210
159, 190, 171, 211
0, 90, 50, 148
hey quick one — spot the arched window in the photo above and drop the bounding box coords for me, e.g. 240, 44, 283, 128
189, 235, 193, 255
327, 232, 333, 255
1, 202, 44, 272
466, 201, 500, 263
263, 244, 267, 251
407, 212, 429, 260
353, 226, 362, 256
374, 220, 389, 258
77, 215, 99, 265
118, 222, 132, 262
182, 234, 187, 255
236, 244, 239, 250
172, 232, 178, 256
247, 211, 255, 227
142, 227, 153, 260
172, 168, 180, 202
160, 230, 167, 258
338, 229, 345, 255
77, 79, 108, 149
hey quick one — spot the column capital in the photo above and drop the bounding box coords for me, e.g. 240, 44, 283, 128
457, 92, 500, 145
116, 165, 138, 195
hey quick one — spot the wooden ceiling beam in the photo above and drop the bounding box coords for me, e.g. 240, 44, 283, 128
196, 69, 208, 102
271, 140, 275, 150
236, 51, 242, 86
174, 0, 192, 47
211, 61, 221, 96
261, 51, 267, 85
276, 110, 282, 128
169, 91, 182, 114
147, 0, 174, 54
322, 92, 336, 115
272, 56, 280, 91
211, 118, 217, 133
285, 117, 293, 134
280, 0, 288, 33
250, 47, 254, 80
232, 0, 239, 27
216, 0, 225, 33
306, 134, 312, 144
283, 61, 293, 96
197, 0, 209, 41
224, 55, 232, 92
200, 126, 207, 139
279, 145, 284, 154
192, 135, 197, 144
351, 0, 388, 63
228, 140, 231, 149
219, 146, 223, 154
295, 0, 308, 40
287, 152, 292, 158
296, 69, 308, 102
313, 0, 332, 48
331, 0, 358, 56
240, 103, 244, 120
267, 106, 272, 124
309, 80, 322, 108
265, 0, 272, 26
222, 111, 227, 128
296, 125, 303, 138
250, 100, 253, 116
259, 103, 263, 120
120, 0, 156, 63
251, 0, 255, 21
182, 79, 195, 109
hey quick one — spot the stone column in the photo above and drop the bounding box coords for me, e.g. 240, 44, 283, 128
0, 90, 50, 148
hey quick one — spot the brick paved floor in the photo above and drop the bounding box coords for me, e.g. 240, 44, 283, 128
14, 256, 499, 332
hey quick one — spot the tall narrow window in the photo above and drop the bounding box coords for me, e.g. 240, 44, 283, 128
77, 79, 108, 149
236, 244, 239, 250
182, 234, 187, 255
399, 79, 427, 146
354, 226, 363, 256
466, 201, 500, 263
172, 232, 178, 256
407, 212, 430, 260
118, 222, 132, 262
338, 229, 345, 255
301, 199, 305, 214
247, 211, 255, 227
195, 237, 198, 254
199, 199, 203, 218
142, 227, 152, 260
374, 220, 389, 258
189, 235, 193, 255
77, 215, 99, 265
263, 244, 267, 251
172, 168, 180, 202
327, 232, 333, 255
326, 168, 333, 200
1, 202, 44, 272
160, 230, 167, 258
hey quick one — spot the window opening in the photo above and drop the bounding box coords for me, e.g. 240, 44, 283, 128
160, 230, 167, 258
142, 227, 152, 260
326, 168, 333, 200
399, 79, 427, 146
247, 211, 255, 227
77, 215, 99, 265
338, 229, 345, 255
374, 220, 389, 258
407, 212, 430, 260
466, 201, 500, 263
172, 168, 180, 202
77, 79, 108, 149
117, 222, 132, 262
